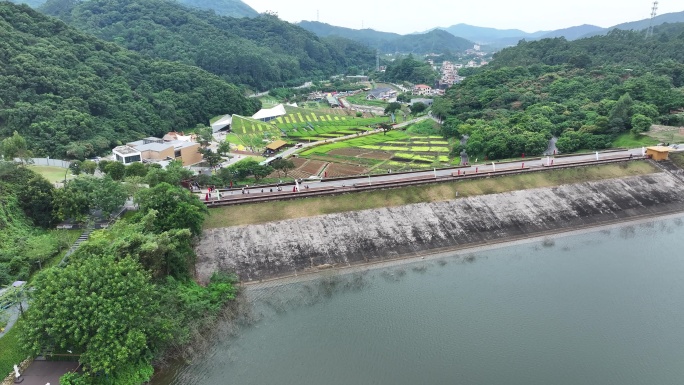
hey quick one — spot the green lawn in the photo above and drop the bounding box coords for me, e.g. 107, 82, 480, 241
346, 94, 389, 107
612, 133, 659, 148
28, 166, 72, 184
0, 319, 28, 380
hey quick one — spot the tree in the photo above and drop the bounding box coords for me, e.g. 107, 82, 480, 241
125, 162, 148, 178
251, 164, 273, 181
134, 182, 208, 236
201, 148, 223, 169
270, 158, 295, 177
217, 140, 231, 155
81, 160, 97, 175
104, 161, 126, 181
69, 160, 82, 176
631, 114, 653, 134
431, 97, 454, 122
379, 123, 393, 135
22, 255, 168, 377
1, 131, 32, 163
410, 102, 427, 115
91, 177, 128, 218
52, 182, 91, 222
97, 160, 112, 173
384, 102, 402, 115
196, 126, 214, 149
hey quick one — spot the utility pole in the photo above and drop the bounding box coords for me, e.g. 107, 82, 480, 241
376, 49, 380, 72
646, 1, 658, 38
317, 9, 319, 22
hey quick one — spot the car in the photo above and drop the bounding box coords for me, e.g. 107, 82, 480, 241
295, 143, 303, 148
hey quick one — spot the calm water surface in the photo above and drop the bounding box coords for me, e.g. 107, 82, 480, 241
154, 216, 684, 385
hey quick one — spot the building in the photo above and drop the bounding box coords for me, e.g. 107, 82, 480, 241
346, 75, 369, 82
410, 98, 434, 107
264, 140, 288, 155
646, 146, 674, 161
112, 145, 142, 165
115, 137, 202, 166
252, 104, 287, 122
326, 93, 340, 108
366, 87, 397, 100
211, 114, 233, 133
412, 84, 432, 95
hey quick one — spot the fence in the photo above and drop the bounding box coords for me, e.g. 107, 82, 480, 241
14, 157, 71, 168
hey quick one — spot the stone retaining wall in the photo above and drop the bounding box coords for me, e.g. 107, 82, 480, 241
196, 172, 684, 282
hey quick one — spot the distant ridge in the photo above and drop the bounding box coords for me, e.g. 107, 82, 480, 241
9, 0, 260, 17
298, 21, 473, 54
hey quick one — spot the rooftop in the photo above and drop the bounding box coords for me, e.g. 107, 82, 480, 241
265, 140, 288, 151
252, 104, 287, 120
113, 145, 141, 156
647, 146, 675, 152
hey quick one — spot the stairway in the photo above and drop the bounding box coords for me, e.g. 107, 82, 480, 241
57, 229, 94, 267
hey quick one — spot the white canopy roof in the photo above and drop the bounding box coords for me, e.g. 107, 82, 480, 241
211, 114, 233, 132
252, 104, 287, 120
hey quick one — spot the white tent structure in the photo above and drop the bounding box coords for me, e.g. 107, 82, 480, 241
211, 114, 233, 133
252, 104, 287, 122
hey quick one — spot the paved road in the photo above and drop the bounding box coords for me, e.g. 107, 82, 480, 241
202, 146, 677, 199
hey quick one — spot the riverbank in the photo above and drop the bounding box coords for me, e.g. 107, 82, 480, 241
241, 211, 684, 289
195, 170, 684, 283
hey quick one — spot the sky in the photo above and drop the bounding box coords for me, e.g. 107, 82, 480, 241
242, 0, 682, 34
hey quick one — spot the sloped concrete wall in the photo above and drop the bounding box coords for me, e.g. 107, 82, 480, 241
196, 173, 684, 282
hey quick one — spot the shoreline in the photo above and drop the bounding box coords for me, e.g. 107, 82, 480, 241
241, 210, 684, 289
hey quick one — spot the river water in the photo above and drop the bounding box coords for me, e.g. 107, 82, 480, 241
154, 215, 684, 385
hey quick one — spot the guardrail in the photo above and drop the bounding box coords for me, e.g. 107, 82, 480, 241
204, 156, 645, 207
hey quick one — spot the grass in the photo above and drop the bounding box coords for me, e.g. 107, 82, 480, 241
670, 152, 684, 169
204, 161, 657, 228
345, 94, 389, 107
0, 319, 28, 379
28, 166, 71, 184
612, 133, 658, 148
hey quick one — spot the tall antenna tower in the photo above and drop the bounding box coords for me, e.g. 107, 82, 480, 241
646, 1, 659, 38
317, 10, 319, 22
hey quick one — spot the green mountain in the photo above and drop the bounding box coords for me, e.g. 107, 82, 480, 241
9, 0, 258, 17
0, 2, 260, 158
298, 21, 473, 54
173, 0, 257, 18
439, 23, 684, 160
582, 10, 684, 38
40, 0, 375, 90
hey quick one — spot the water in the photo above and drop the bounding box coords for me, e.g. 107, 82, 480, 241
154, 216, 684, 385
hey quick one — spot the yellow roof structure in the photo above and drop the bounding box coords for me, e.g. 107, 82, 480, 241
646, 146, 674, 153
265, 140, 288, 151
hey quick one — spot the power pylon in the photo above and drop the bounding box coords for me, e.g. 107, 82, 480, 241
646, 1, 659, 38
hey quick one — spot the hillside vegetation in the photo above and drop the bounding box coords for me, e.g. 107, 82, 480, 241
299, 21, 473, 54
0, 2, 260, 158
11, 0, 259, 17
41, 0, 376, 90
438, 24, 684, 160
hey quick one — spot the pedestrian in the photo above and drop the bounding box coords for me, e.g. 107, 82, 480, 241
270, 188, 273, 192
261, 188, 264, 193
205, 193, 209, 201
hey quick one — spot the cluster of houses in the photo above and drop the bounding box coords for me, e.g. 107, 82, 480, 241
437, 61, 466, 89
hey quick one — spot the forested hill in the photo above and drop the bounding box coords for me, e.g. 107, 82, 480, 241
11, 0, 259, 17
0, 2, 261, 159
437, 23, 684, 160
298, 21, 473, 54
490, 24, 684, 70
41, 0, 375, 90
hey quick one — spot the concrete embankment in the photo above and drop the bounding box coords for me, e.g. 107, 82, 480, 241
195, 172, 684, 283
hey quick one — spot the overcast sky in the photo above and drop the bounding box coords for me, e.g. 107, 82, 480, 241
242, 0, 681, 34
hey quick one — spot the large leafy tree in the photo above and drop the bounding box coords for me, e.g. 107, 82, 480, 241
22, 255, 170, 377
134, 182, 207, 236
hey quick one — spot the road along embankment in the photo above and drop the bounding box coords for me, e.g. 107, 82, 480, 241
195, 172, 684, 283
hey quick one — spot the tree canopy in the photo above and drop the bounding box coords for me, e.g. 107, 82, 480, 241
437, 23, 684, 159
0, 2, 261, 158
40, 0, 375, 90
